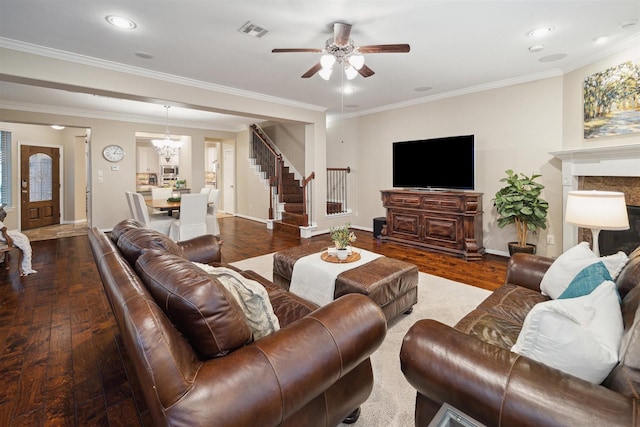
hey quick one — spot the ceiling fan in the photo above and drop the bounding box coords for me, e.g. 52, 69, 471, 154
272, 22, 410, 80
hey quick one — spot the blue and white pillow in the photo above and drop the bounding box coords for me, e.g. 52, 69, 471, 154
540, 242, 628, 299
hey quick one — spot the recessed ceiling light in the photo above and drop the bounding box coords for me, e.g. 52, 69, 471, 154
593, 35, 609, 45
344, 104, 359, 108
527, 26, 555, 38
414, 87, 432, 92
528, 45, 544, 53
105, 15, 137, 30
539, 53, 567, 63
51, 125, 65, 130
619, 20, 638, 29
135, 51, 154, 59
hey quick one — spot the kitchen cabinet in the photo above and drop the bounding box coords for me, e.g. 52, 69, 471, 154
380, 189, 485, 261
137, 146, 159, 173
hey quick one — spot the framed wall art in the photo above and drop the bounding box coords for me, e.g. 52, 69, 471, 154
583, 59, 640, 139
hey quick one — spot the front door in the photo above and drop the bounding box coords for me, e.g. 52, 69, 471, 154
20, 145, 61, 230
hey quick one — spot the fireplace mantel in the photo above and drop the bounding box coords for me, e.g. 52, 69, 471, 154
551, 143, 640, 251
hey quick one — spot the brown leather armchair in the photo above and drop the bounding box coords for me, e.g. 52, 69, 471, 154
400, 250, 640, 427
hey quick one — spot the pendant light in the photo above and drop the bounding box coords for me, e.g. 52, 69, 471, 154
152, 106, 183, 162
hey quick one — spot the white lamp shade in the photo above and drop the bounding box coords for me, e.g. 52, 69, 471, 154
319, 67, 333, 80
320, 54, 336, 69
348, 54, 365, 70
344, 65, 358, 80
565, 190, 629, 230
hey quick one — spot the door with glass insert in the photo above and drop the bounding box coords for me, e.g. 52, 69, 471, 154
20, 145, 61, 230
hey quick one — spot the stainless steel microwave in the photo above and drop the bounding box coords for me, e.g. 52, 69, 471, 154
161, 165, 179, 176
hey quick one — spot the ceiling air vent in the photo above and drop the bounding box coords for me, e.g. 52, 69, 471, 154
238, 21, 269, 38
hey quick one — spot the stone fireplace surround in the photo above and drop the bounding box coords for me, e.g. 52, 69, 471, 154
551, 143, 640, 253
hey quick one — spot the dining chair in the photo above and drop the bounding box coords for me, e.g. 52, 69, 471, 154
150, 187, 174, 215
0, 226, 21, 275
170, 193, 208, 241
125, 191, 138, 220
130, 191, 173, 236
205, 188, 221, 236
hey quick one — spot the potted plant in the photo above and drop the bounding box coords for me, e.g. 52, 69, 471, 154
493, 170, 549, 255
330, 223, 357, 260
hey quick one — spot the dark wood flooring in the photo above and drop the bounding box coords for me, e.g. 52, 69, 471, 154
0, 216, 508, 426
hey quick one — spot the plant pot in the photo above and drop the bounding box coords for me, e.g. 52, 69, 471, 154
336, 248, 349, 261
508, 242, 536, 256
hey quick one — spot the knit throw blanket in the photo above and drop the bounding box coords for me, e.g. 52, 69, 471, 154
290, 248, 382, 306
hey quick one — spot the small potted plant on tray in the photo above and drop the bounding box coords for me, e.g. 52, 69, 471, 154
330, 223, 357, 260
493, 169, 549, 255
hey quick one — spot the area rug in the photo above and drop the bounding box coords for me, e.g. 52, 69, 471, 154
230, 253, 491, 427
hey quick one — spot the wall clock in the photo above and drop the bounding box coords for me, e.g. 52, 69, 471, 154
102, 144, 125, 162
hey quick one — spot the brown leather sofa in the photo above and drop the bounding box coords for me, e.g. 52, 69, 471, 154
89, 219, 387, 427
400, 250, 640, 427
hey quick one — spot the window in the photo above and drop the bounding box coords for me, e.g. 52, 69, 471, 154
0, 131, 11, 207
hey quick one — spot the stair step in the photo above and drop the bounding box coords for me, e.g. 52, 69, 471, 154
281, 178, 300, 187
284, 203, 304, 214
281, 212, 307, 226
273, 220, 300, 236
282, 194, 303, 203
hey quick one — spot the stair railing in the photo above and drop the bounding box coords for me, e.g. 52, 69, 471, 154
301, 172, 315, 227
326, 167, 351, 215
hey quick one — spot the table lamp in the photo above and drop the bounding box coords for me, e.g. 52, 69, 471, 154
565, 190, 629, 256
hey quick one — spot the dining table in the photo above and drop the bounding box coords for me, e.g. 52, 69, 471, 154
146, 197, 212, 217
145, 199, 182, 217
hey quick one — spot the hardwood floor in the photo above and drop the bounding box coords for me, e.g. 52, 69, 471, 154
0, 217, 508, 426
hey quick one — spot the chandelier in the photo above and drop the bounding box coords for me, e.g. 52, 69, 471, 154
152, 105, 183, 162
318, 38, 365, 81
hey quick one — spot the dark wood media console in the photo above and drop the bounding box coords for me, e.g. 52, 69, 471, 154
380, 189, 485, 261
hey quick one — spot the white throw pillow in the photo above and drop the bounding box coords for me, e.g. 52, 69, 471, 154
511, 280, 623, 384
193, 262, 280, 340
540, 242, 629, 299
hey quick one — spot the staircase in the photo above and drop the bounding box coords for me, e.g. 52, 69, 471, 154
249, 124, 310, 235
276, 166, 307, 235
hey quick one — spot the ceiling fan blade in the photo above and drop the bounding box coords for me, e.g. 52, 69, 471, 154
272, 48, 323, 53
333, 22, 352, 46
358, 44, 411, 54
358, 64, 375, 78
301, 63, 322, 78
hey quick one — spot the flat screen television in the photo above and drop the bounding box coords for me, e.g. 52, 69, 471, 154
392, 135, 475, 190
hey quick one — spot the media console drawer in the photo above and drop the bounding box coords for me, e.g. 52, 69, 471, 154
380, 189, 485, 261
388, 193, 422, 208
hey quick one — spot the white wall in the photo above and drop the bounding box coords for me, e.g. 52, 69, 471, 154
331, 77, 563, 257
235, 129, 270, 221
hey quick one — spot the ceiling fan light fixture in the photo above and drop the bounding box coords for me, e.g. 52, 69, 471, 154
348, 54, 365, 70
344, 66, 358, 80
319, 67, 333, 80
321, 54, 336, 69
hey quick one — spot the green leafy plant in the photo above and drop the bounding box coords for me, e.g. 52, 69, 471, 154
493, 170, 549, 248
330, 223, 357, 250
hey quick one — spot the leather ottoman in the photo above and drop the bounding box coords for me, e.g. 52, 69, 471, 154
273, 241, 419, 322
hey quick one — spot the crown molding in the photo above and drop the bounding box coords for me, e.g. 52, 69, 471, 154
0, 38, 326, 113
0, 100, 249, 133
